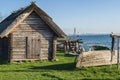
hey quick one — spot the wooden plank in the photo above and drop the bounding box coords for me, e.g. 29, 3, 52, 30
41, 45, 48, 48
41, 51, 48, 54
1, 8, 34, 37
32, 38, 34, 59
13, 54, 25, 59
12, 51, 25, 54
38, 37, 41, 59
10, 34, 13, 63
20, 23, 47, 27
25, 37, 28, 58
12, 44, 25, 47
12, 49, 25, 52
52, 37, 57, 60
13, 38, 25, 41
26, 16, 42, 19
12, 59, 40, 62
23, 20, 44, 24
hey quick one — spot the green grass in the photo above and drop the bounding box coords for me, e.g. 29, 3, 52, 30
0, 51, 119, 80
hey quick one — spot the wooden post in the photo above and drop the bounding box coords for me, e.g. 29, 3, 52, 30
52, 37, 57, 60
117, 38, 120, 69
9, 34, 13, 63
64, 41, 66, 53
25, 37, 28, 59
110, 36, 115, 69
75, 41, 77, 52
66, 41, 68, 52
68, 41, 70, 52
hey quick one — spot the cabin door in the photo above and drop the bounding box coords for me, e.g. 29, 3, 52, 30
25, 36, 41, 59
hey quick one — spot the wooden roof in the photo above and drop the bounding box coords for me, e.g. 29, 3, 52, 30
0, 3, 66, 38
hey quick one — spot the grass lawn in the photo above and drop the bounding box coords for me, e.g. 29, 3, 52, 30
0, 51, 120, 80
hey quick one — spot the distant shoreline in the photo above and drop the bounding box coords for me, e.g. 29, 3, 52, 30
68, 33, 110, 36
69, 33, 112, 51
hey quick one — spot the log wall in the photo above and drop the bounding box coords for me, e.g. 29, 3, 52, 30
11, 11, 56, 61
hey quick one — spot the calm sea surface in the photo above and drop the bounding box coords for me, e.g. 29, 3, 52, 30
69, 34, 113, 51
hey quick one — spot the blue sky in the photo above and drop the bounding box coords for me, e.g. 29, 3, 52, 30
0, 0, 120, 34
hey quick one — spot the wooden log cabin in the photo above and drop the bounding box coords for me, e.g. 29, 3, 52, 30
0, 3, 66, 63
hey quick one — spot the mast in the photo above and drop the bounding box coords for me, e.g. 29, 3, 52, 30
74, 27, 76, 39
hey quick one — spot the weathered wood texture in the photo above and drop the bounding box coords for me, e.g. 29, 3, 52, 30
0, 7, 34, 38
52, 37, 57, 60
0, 3, 66, 63
11, 12, 55, 61
76, 50, 117, 67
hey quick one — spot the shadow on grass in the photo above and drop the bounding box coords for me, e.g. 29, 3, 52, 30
41, 73, 63, 80
64, 54, 76, 57
30, 62, 76, 71
0, 62, 76, 72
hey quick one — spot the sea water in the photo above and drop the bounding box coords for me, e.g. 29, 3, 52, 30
69, 34, 114, 51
